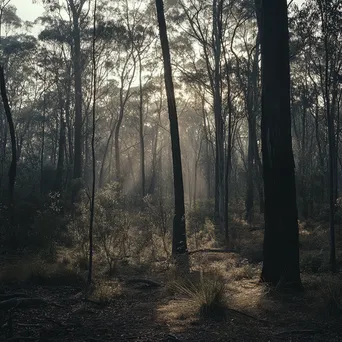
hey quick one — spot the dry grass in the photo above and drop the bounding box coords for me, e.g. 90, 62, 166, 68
170, 269, 227, 319
229, 264, 256, 281
88, 280, 122, 305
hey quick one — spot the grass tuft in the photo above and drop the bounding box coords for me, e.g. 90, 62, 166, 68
172, 270, 227, 319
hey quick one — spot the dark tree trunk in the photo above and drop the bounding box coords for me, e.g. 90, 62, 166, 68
257, 0, 302, 289
70, 1, 84, 180
245, 35, 260, 223
155, 0, 188, 262
0, 66, 16, 244
88, 0, 97, 285
55, 107, 66, 192
213, 0, 224, 233
138, 56, 146, 197
114, 105, 123, 183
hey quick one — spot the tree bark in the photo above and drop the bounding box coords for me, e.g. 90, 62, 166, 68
138, 56, 145, 197
69, 0, 85, 180
155, 0, 188, 263
0, 66, 16, 245
257, 0, 302, 289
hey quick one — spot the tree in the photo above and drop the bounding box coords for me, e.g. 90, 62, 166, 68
257, 0, 302, 289
0, 65, 16, 244
69, 0, 86, 181
88, 0, 97, 286
155, 0, 188, 263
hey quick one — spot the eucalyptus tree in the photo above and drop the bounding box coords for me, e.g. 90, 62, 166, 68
155, 0, 188, 263
257, 0, 301, 288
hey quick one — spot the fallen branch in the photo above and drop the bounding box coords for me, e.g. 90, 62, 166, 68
188, 248, 238, 255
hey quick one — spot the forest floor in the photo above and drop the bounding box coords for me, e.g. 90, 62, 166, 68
1, 219, 342, 341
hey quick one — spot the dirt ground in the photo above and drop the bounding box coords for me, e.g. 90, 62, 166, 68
1, 222, 342, 341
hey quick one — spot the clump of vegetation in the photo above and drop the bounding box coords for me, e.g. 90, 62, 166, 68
89, 281, 122, 305
230, 263, 256, 281
172, 270, 227, 319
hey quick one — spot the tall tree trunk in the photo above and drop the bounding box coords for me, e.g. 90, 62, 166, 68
55, 105, 66, 192
88, 0, 97, 285
257, 0, 302, 289
318, 0, 336, 273
114, 105, 123, 183
40, 72, 46, 194
138, 56, 145, 197
0, 66, 16, 246
155, 0, 188, 264
245, 35, 260, 223
70, 1, 84, 180
213, 0, 224, 233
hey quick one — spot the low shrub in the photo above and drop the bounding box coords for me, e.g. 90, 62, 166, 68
172, 270, 227, 319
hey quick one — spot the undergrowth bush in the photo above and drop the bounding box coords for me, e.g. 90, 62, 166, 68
172, 269, 227, 319
187, 201, 217, 250
89, 281, 122, 305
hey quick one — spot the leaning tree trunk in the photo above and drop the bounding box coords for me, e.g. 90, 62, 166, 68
0, 66, 16, 245
155, 0, 188, 265
257, 0, 302, 289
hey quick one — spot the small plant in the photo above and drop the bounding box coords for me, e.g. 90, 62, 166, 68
89, 281, 122, 305
173, 270, 227, 319
230, 264, 255, 281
